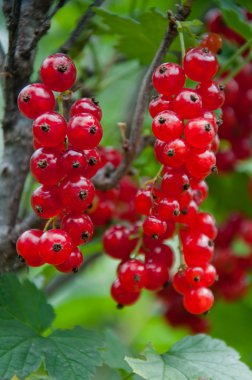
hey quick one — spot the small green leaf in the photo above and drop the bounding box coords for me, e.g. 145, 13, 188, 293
180, 19, 203, 28
102, 329, 132, 371
236, 0, 252, 12
126, 334, 252, 380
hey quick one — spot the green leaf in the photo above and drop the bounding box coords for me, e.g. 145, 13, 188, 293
216, 0, 252, 40
0, 273, 54, 333
236, 0, 252, 12
126, 334, 252, 380
102, 329, 132, 371
43, 327, 103, 380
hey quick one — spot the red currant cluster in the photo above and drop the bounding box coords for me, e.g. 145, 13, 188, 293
103, 45, 223, 315
16, 53, 103, 273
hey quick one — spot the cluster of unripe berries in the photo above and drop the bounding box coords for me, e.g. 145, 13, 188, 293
103, 44, 223, 315
16, 54, 104, 273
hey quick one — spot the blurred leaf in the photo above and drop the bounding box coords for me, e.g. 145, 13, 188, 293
216, 0, 252, 39
236, 0, 252, 12
126, 334, 252, 380
102, 329, 132, 371
180, 19, 203, 28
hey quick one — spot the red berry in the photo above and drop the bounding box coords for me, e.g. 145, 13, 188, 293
144, 260, 169, 291
173, 270, 190, 294
200, 32, 223, 54
67, 113, 103, 149
161, 170, 190, 197
88, 199, 114, 226
40, 53, 76, 92
61, 213, 94, 246
183, 47, 219, 82
111, 278, 140, 306
55, 247, 83, 273
30, 148, 64, 186
16, 229, 44, 267
201, 264, 217, 287
152, 63, 185, 97
152, 111, 183, 142
185, 118, 215, 149
183, 287, 214, 314
185, 266, 204, 287
197, 81, 225, 111
118, 259, 146, 292
83, 148, 102, 178
183, 233, 214, 266
149, 95, 171, 118
177, 200, 198, 225
39, 229, 73, 265
31, 185, 61, 218
60, 175, 95, 212
159, 139, 189, 167
156, 198, 180, 220
18, 83, 55, 119
32, 112, 67, 147
103, 225, 138, 260
224, 79, 239, 106
134, 189, 152, 215
143, 216, 167, 239
186, 149, 216, 179
61, 148, 87, 176
145, 244, 174, 268
193, 212, 217, 240
70, 98, 102, 121
99, 146, 122, 168
172, 89, 203, 119
191, 180, 208, 205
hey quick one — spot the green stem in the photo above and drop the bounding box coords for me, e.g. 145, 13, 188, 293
222, 50, 252, 84
176, 20, 186, 61
57, 94, 64, 116
218, 37, 252, 76
43, 217, 54, 232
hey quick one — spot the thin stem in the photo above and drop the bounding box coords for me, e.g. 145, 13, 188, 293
43, 218, 54, 232
176, 20, 186, 60
222, 51, 252, 84
57, 94, 64, 116
218, 37, 252, 76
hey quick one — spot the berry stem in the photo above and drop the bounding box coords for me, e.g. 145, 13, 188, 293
131, 236, 143, 258
176, 21, 186, 61
57, 94, 64, 116
43, 217, 55, 232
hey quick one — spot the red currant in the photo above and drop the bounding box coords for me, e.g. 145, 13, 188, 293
111, 278, 141, 306
61, 213, 94, 246
152, 111, 183, 142
103, 225, 138, 260
152, 63, 185, 97
149, 95, 171, 118
60, 175, 95, 212
31, 185, 61, 218
183, 47, 219, 82
55, 247, 83, 273
67, 113, 103, 149
70, 98, 102, 121
32, 112, 67, 147
118, 259, 146, 292
30, 147, 64, 186
197, 81, 225, 111
16, 229, 44, 267
39, 229, 73, 265
185, 118, 215, 149
183, 287, 214, 314
143, 216, 167, 239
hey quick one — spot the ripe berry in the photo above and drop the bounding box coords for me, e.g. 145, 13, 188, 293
70, 98, 102, 121
39, 229, 73, 265
161, 170, 190, 197
31, 185, 61, 218
184, 118, 215, 149
173, 270, 190, 294
183, 47, 219, 82
16, 229, 44, 267
172, 89, 203, 119
183, 233, 214, 266
83, 148, 102, 178
202, 264, 217, 287
99, 146, 122, 168
197, 81, 225, 110
103, 225, 138, 260
55, 247, 83, 273
143, 216, 167, 239
67, 113, 103, 149
160, 139, 189, 167
118, 259, 146, 292
134, 189, 152, 215
60, 175, 95, 212
185, 266, 204, 287
149, 95, 170, 118
186, 149, 217, 179
40, 53, 76, 92
177, 200, 198, 225
152, 111, 183, 142
61, 213, 94, 246
145, 244, 174, 268
152, 62, 185, 97
193, 212, 217, 240
111, 278, 141, 306
191, 180, 208, 205
156, 198, 180, 220
61, 148, 87, 176
32, 112, 67, 147
30, 148, 64, 186
183, 287, 214, 314
18, 83, 55, 119
144, 260, 169, 290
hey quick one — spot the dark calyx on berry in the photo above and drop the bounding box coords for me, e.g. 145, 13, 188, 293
90, 126, 97, 134
79, 190, 87, 199
57, 64, 68, 73
81, 231, 90, 241
53, 243, 62, 252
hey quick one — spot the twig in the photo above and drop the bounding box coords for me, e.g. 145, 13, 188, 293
45, 252, 102, 296
0, 40, 5, 70
48, 0, 70, 19
93, 1, 193, 191
58, 0, 105, 54
5, 0, 22, 73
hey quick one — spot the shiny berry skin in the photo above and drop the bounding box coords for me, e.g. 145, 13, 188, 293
103, 225, 138, 260
67, 113, 103, 149
156, 198, 180, 220
200, 32, 223, 54
193, 212, 217, 240
191, 180, 208, 205
197, 81, 225, 111
144, 260, 169, 291
183, 47, 219, 82
149, 95, 170, 117
60, 175, 95, 212
177, 200, 198, 225
111, 278, 141, 306
61, 148, 87, 176
185, 118, 215, 149
31, 185, 61, 218
172, 89, 203, 119
185, 267, 205, 287
202, 264, 217, 287
40, 53, 76, 92
186, 150, 216, 179
152, 62, 185, 96
160, 139, 189, 167
55, 247, 83, 273
224, 79, 239, 106
99, 146, 122, 168
18, 83, 55, 119
30, 148, 64, 186
145, 244, 174, 268
118, 259, 146, 292
39, 229, 73, 265
70, 98, 102, 121
183, 233, 214, 266
203, 111, 218, 133
173, 270, 190, 294
134, 189, 152, 215
83, 149, 102, 178
161, 170, 190, 197
16, 229, 44, 267
143, 216, 167, 239
152, 111, 183, 142
61, 213, 94, 246
32, 112, 67, 148
183, 287, 214, 314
